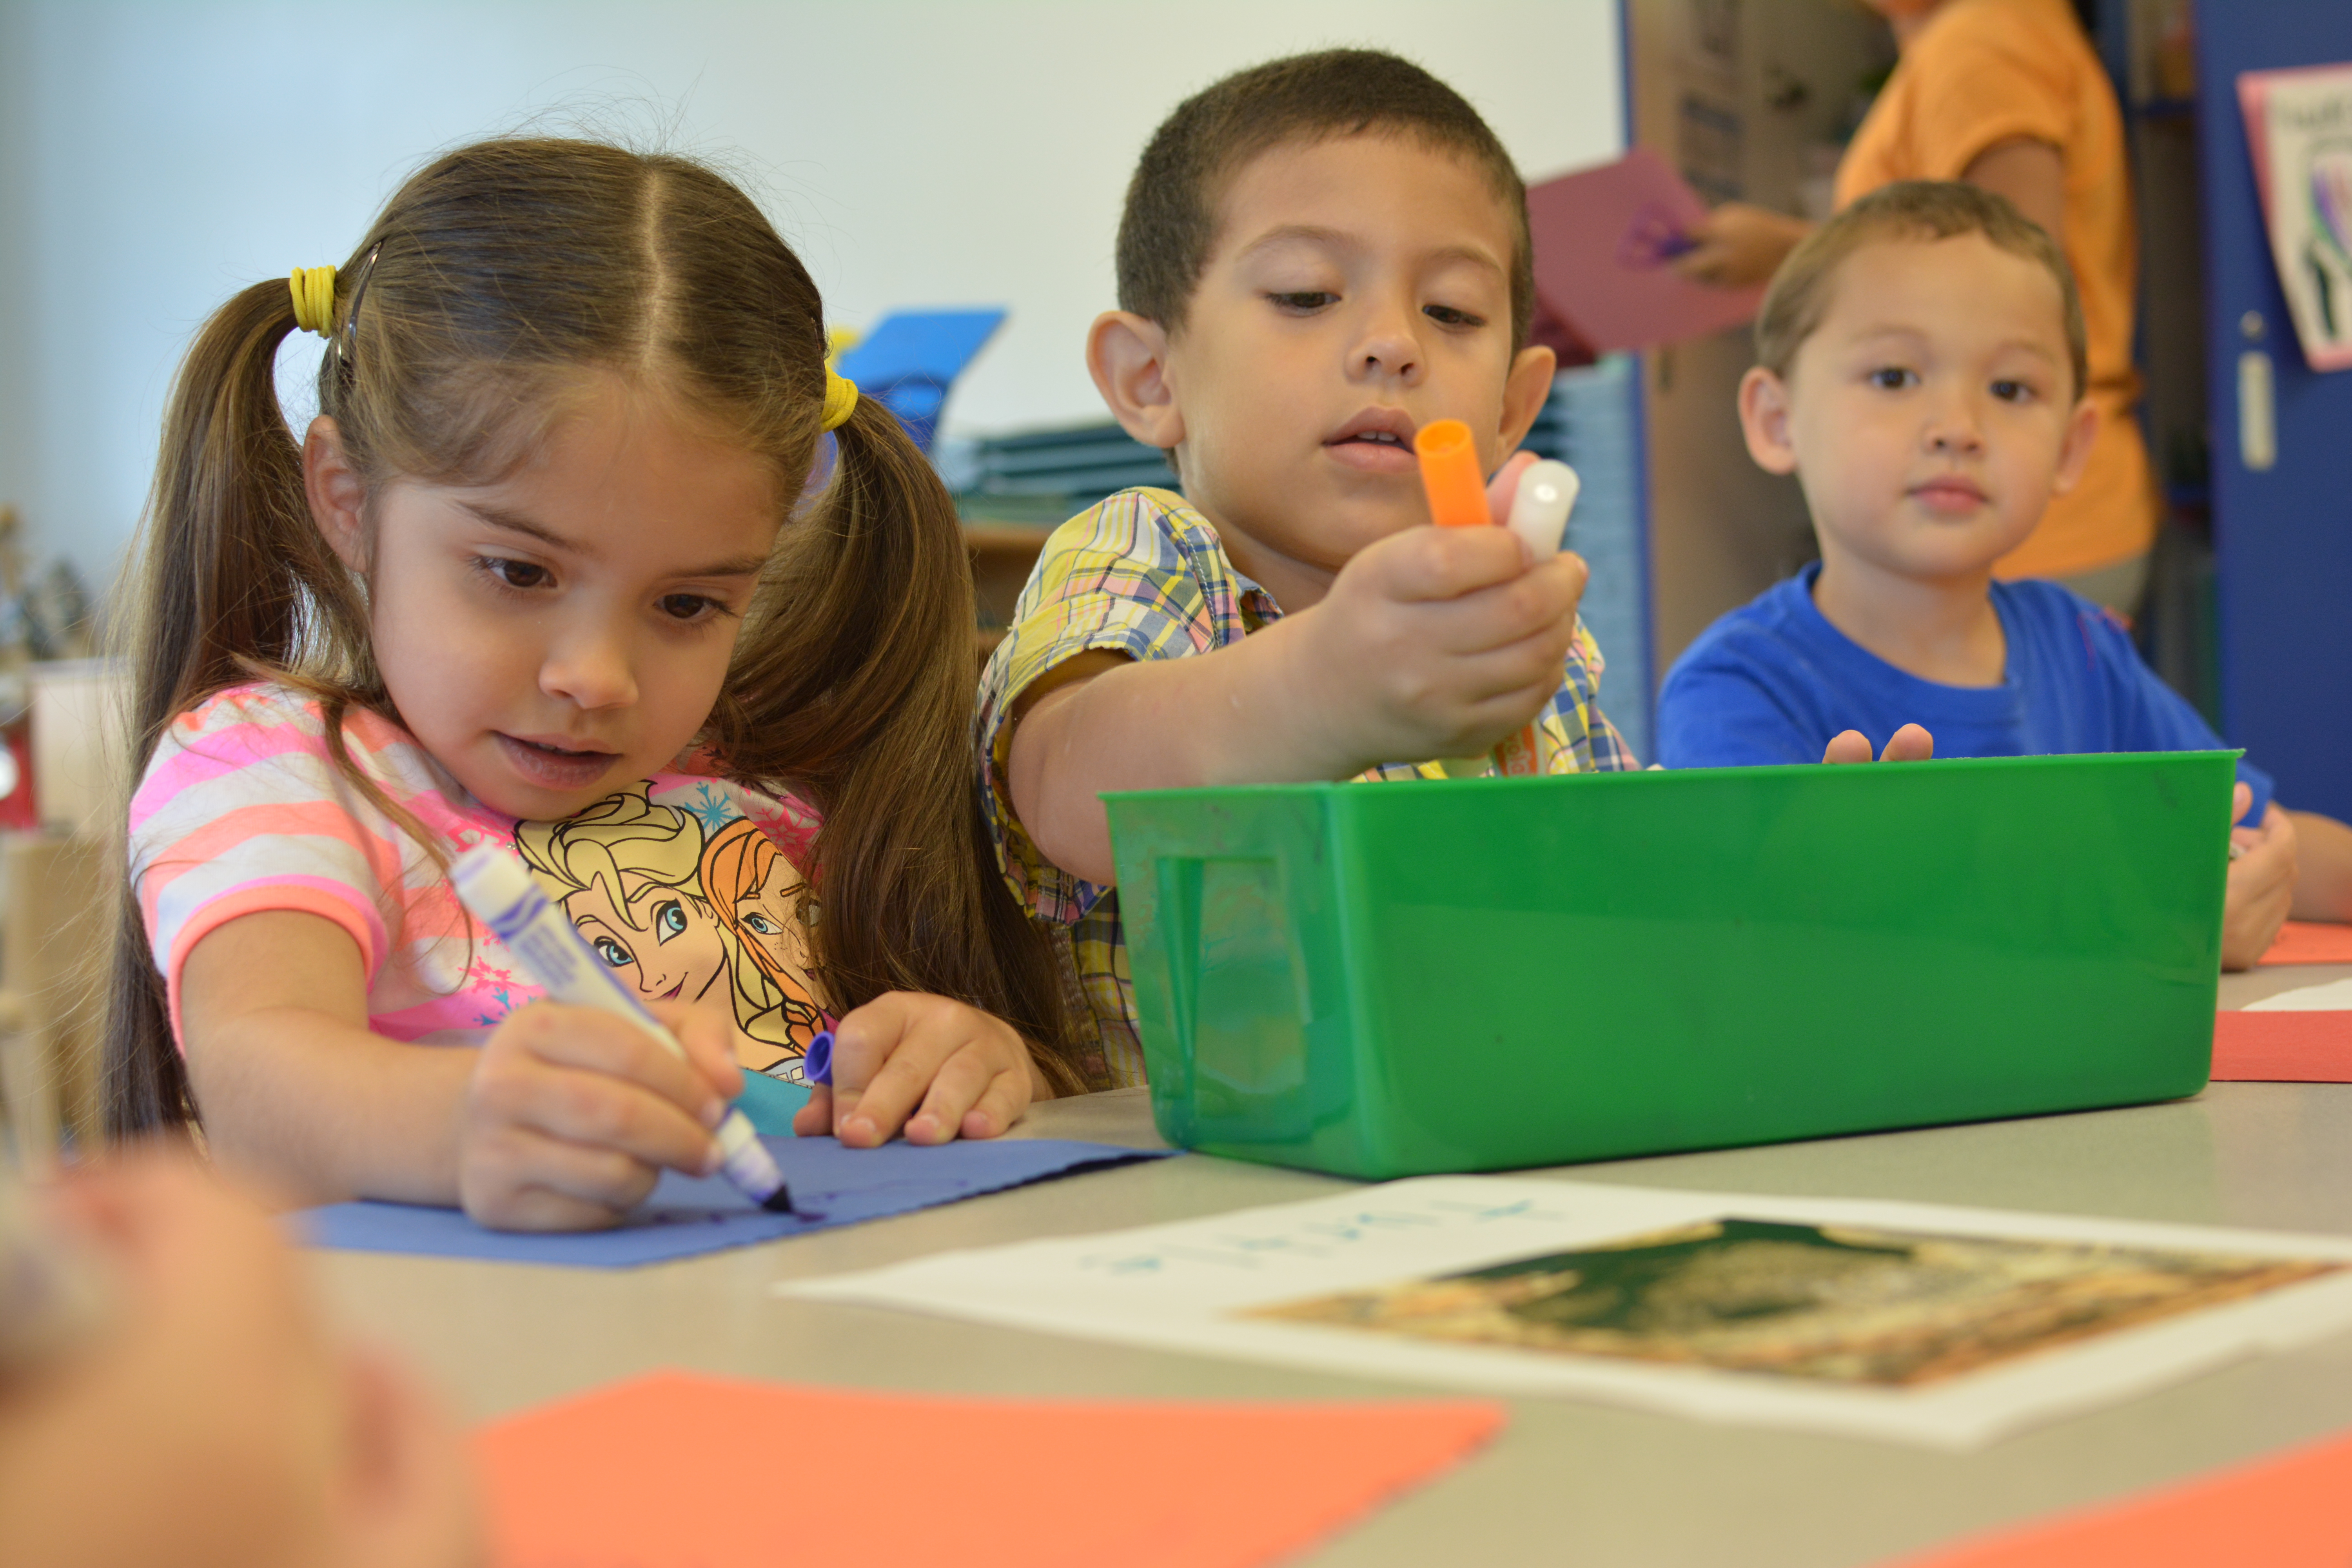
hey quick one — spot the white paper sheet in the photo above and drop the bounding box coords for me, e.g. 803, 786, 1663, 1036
780, 1177, 2352, 1449
2245, 976, 2352, 1011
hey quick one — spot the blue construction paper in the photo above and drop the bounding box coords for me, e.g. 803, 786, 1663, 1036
296, 1137, 1172, 1269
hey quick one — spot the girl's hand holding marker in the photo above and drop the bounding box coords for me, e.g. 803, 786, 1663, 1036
452, 848, 791, 1225
460, 993, 750, 1231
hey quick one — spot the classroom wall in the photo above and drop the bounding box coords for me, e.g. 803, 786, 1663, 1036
0, 0, 1623, 598
1628, 0, 1895, 677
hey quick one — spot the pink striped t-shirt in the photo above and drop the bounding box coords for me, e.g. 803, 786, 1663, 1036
128, 683, 831, 1081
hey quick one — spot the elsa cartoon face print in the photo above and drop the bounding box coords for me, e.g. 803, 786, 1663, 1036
564, 871, 729, 1005
514, 784, 730, 1008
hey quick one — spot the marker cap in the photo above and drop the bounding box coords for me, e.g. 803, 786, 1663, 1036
1413, 418, 1490, 530
1505, 459, 1581, 560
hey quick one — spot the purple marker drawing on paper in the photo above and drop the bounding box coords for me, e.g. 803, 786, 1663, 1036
1525, 146, 1765, 355
1617, 202, 1702, 270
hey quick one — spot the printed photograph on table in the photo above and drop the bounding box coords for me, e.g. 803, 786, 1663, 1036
785, 1177, 2352, 1446
1245, 1218, 2345, 1388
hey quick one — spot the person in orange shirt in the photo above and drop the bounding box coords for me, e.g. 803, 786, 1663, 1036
1679, 0, 2154, 614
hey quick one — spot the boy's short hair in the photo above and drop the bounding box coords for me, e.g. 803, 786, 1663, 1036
1756, 180, 2088, 399
1117, 49, 1534, 348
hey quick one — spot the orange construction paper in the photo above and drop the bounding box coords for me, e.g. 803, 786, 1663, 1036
2261, 920, 2352, 966
476, 1370, 1503, 1568
1887, 1425, 2352, 1566
2210, 1009, 2352, 1082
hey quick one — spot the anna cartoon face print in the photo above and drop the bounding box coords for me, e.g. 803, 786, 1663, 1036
734, 877, 800, 972
699, 817, 827, 1080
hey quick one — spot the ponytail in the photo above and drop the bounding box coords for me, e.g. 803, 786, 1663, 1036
104, 279, 321, 1133
103, 273, 399, 1136
712, 399, 1085, 1093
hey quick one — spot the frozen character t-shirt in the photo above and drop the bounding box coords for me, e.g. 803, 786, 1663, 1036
128, 682, 830, 1083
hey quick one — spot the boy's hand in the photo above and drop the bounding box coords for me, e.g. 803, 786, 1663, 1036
793, 993, 1045, 1148
1287, 504, 1588, 771
457, 999, 741, 1232
1005, 456, 1565, 884
1821, 724, 1934, 764
2222, 798, 2298, 971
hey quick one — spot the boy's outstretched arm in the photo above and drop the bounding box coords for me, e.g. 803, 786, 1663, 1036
1007, 524, 1588, 887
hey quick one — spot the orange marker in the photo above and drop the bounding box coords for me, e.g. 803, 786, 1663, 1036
1412, 419, 1490, 530
1411, 419, 1541, 777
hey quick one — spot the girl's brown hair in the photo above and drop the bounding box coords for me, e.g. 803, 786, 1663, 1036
106, 137, 1082, 1134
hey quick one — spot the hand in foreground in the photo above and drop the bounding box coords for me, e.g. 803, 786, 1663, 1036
0, 1154, 481, 1568
1821, 724, 1935, 764
1673, 202, 1813, 289
2222, 788, 2298, 971
1288, 453, 1587, 773
459, 998, 742, 1231
793, 993, 1047, 1148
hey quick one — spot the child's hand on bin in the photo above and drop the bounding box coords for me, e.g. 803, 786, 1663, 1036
2222, 781, 2296, 971
1820, 725, 1935, 764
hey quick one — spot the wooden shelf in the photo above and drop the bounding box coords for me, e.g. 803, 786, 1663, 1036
962, 523, 1056, 554
964, 523, 1050, 661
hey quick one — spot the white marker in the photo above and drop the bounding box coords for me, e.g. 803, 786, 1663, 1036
450, 845, 792, 1212
1435, 459, 1588, 781
1506, 459, 1581, 561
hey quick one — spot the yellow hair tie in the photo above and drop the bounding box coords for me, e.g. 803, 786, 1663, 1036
288, 267, 337, 337
821, 369, 859, 432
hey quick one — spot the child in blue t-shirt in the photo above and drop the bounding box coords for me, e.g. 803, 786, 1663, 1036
1657, 181, 2352, 968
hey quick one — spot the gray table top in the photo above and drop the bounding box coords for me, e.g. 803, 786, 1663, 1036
316, 964, 2352, 1568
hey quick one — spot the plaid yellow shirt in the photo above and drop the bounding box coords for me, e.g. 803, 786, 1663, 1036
977, 487, 1637, 1090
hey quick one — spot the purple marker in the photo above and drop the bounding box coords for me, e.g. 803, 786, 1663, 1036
804, 1029, 835, 1086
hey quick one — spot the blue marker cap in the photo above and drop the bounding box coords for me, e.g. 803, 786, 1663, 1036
804, 1030, 834, 1086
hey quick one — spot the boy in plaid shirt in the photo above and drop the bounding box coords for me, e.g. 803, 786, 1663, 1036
975, 51, 1639, 1086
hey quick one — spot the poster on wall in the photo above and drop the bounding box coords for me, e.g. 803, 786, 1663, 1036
2239, 65, 2352, 372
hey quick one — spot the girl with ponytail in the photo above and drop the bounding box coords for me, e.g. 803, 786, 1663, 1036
111, 138, 1080, 1230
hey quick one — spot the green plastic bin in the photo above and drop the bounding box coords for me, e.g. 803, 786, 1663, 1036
1104, 752, 2234, 1179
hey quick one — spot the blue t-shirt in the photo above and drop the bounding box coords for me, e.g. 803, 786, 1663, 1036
1655, 564, 2274, 824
